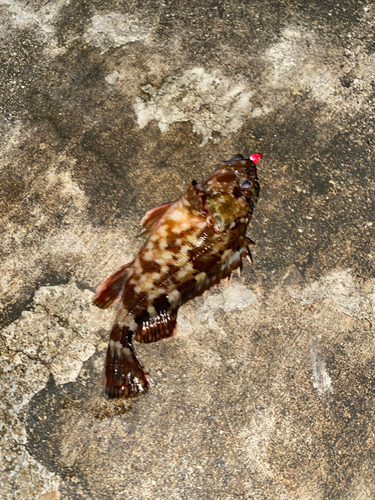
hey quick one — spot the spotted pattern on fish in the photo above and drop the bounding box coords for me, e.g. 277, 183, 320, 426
93, 153, 261, 399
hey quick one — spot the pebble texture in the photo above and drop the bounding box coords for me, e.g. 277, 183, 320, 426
0, 0, 374, 499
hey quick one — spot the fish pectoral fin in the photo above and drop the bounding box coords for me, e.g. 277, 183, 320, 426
137, 202, 173, 237
92, 264, 129, 309
135, 308, 178, 344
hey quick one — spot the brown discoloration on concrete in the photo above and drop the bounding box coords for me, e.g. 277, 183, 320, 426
1, 0, 374, 498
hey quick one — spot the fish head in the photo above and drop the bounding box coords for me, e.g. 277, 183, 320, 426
220, 153, 260, 206
197, 154, 261, 231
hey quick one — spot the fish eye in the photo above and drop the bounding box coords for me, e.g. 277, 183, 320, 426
241, 180, 252, 189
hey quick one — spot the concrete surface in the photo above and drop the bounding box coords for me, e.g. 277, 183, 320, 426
0, 0, 374, 498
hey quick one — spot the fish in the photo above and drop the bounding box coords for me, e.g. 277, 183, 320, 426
93, 153, 261, 399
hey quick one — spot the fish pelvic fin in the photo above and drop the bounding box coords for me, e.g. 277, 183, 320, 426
104, 323, 153, 399
93, 264, 129, 309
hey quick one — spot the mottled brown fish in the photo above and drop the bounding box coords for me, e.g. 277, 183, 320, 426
93, 153, 261, 399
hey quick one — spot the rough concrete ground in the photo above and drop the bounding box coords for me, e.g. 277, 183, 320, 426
0, 0, 374, 498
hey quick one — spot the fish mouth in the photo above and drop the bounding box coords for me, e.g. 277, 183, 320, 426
222, 153, 261, 165
221, 155, 260, 181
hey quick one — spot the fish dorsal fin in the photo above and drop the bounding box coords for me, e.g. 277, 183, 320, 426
137, 202, 173, 238
93, 264, 129, 309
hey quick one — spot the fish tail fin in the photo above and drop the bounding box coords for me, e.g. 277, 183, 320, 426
104, 323, 153, 399
93, 264, 129, 309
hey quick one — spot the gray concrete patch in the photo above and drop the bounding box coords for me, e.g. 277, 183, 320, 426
83, 12, 150, 54
134, 68, 260, 146
1, 0, 374, 498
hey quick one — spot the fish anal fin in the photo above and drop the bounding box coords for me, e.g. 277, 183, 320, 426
93, 264, 129, 309
138, 202, 172, 237
135, 307, 178, 344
